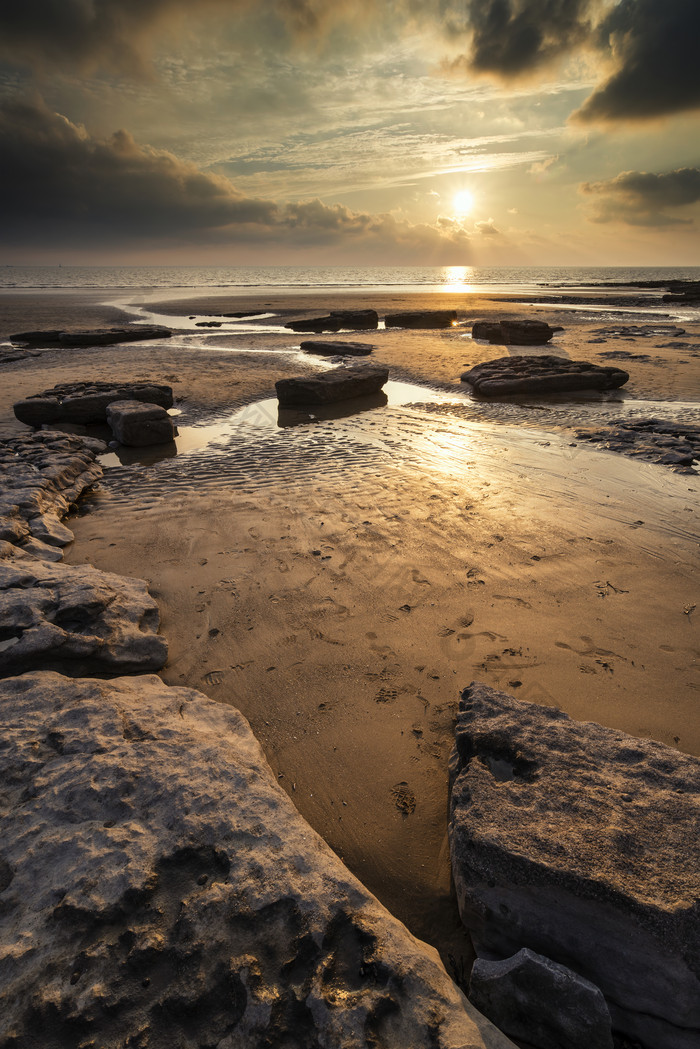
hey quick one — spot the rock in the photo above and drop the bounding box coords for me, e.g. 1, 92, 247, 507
195, 321, 222, 327
276, 365, 389, 406
9, 326, 172, 347
0, 431, 102, 561
0, 671, 516, 1049
575, 418, 700, 472
285, 309, 379, 333
300, 339, 374, 356
469, 949, 613, 1049
14, 381, 174, 426
385, 311, 457, 329
106, 400, 176, 447
449, 681, 700, 1049
472, 320, 560, 345
461, 356, 628, 396
0, 559, 168, 676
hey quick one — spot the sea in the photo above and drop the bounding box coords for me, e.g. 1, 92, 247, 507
1, 264, 699, 294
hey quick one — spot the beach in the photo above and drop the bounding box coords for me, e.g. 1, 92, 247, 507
1, 281, 698, 970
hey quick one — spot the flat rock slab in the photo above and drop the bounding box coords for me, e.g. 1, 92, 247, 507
276, 365, 389, 406
14, 381, 174, 426
10, 326, 171, 347
286, 309, 379, 333
300, 339, 374, 356
449, 681, 700, 1049
0, 431, 103, 557
106, 399, 176, 447
576, 417, 700, 473
0, 559, 168, 676
472, 320, 560, 345
385, 310, 457, 328
461, 355, 628, 396
469, 949, 613, 1049
0, 671, 515, 1049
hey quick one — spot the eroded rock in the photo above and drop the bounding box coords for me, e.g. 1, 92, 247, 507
472, 320, 560, 345
106, 400, 176, 447
469, 948, 613, 1049
14, 381, 174, 427
286, 309, 379, 333
300, 340, 374, 356
0, 671, 515, 1049
0, 559, 167, 676
276, 365, 389, 406
461, 355, 628, 396
385, 311, 457, 329
10, 326, 171, 347
449, 681, 700, 1049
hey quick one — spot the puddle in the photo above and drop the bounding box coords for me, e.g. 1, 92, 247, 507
98, 380, 469, 467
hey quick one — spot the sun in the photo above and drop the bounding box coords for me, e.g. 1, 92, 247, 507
453, 190, 475, 217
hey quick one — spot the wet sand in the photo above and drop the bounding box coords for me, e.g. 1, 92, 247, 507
1, 286, 699, 970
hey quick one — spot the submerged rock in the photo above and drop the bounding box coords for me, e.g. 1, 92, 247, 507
14, 381, 174, 426
0, 671, 515, 1049
469, 948, 613, 1049
0, 559, 168, 676
385, 310, 457, 329
286, 309, 379, 333
276, 365, 389, 406
449, 681, 700, 1049
461, 355, 628, 396
106, 399, 176, 447
471, 320, 561, 345
10, 326, 172, 347
300, 339, 374, 356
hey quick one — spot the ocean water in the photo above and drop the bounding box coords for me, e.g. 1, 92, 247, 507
1, 264, 699, 293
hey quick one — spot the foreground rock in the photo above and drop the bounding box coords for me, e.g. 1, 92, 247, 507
14, 381, 174, 426
449, 681, 700, 1049
0, 431, 102, 559
0, 559, 168, 676
276, 365, 389, 406
472, 320, 561, 345
461, 355, 628, 396
106, 399, 177, 447
300, 339, 374, 356
286, 309, 379, 333
0, 671, 515, 1049
469, 949, 613, 1049
10, 326, 171, 347
385, 310, 456, 328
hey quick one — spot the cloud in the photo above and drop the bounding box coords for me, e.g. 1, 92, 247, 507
574, 0, 700, 122
580, 167, 700, 226
0, 97, 474, 260
475, 218, 500, 236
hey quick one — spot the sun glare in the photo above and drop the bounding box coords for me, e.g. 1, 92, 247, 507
453, 190, 475, 217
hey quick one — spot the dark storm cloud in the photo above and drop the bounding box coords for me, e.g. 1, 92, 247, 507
580, 168, 700, 226
461, 0, 593, 77
0, 98, 472, 258
574, 0, 700, 122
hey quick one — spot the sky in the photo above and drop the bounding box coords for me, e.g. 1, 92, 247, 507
1, 0, 699, 267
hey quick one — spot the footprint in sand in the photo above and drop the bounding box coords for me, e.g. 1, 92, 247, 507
391, 782, 416, 815
203, 670, 224, 686
375, 687, 398, 703
411, 569, 431, 585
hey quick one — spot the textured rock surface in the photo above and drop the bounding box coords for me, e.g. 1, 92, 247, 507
286, 309, 379, 333
10, 326, 171, 347
471, 320, 560, 345
0, 672, 515, 1049
276, 365, 389, 406
461, 356, 628, 396
575, 417, 700, 473
300, 339, 374, 356
0, 559, 168, 676
449, 681, 700, 1049
14, 381, 174, 426
106, 399, 176, 447
385, 310, 457, 328
469, 949, 613, 1049
0, 431, 102, 559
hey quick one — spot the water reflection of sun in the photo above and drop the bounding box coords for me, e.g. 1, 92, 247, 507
442, 265, 475, 293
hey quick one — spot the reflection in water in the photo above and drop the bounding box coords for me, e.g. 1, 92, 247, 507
441, 265, 475, 294
278, 392, 388, 427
